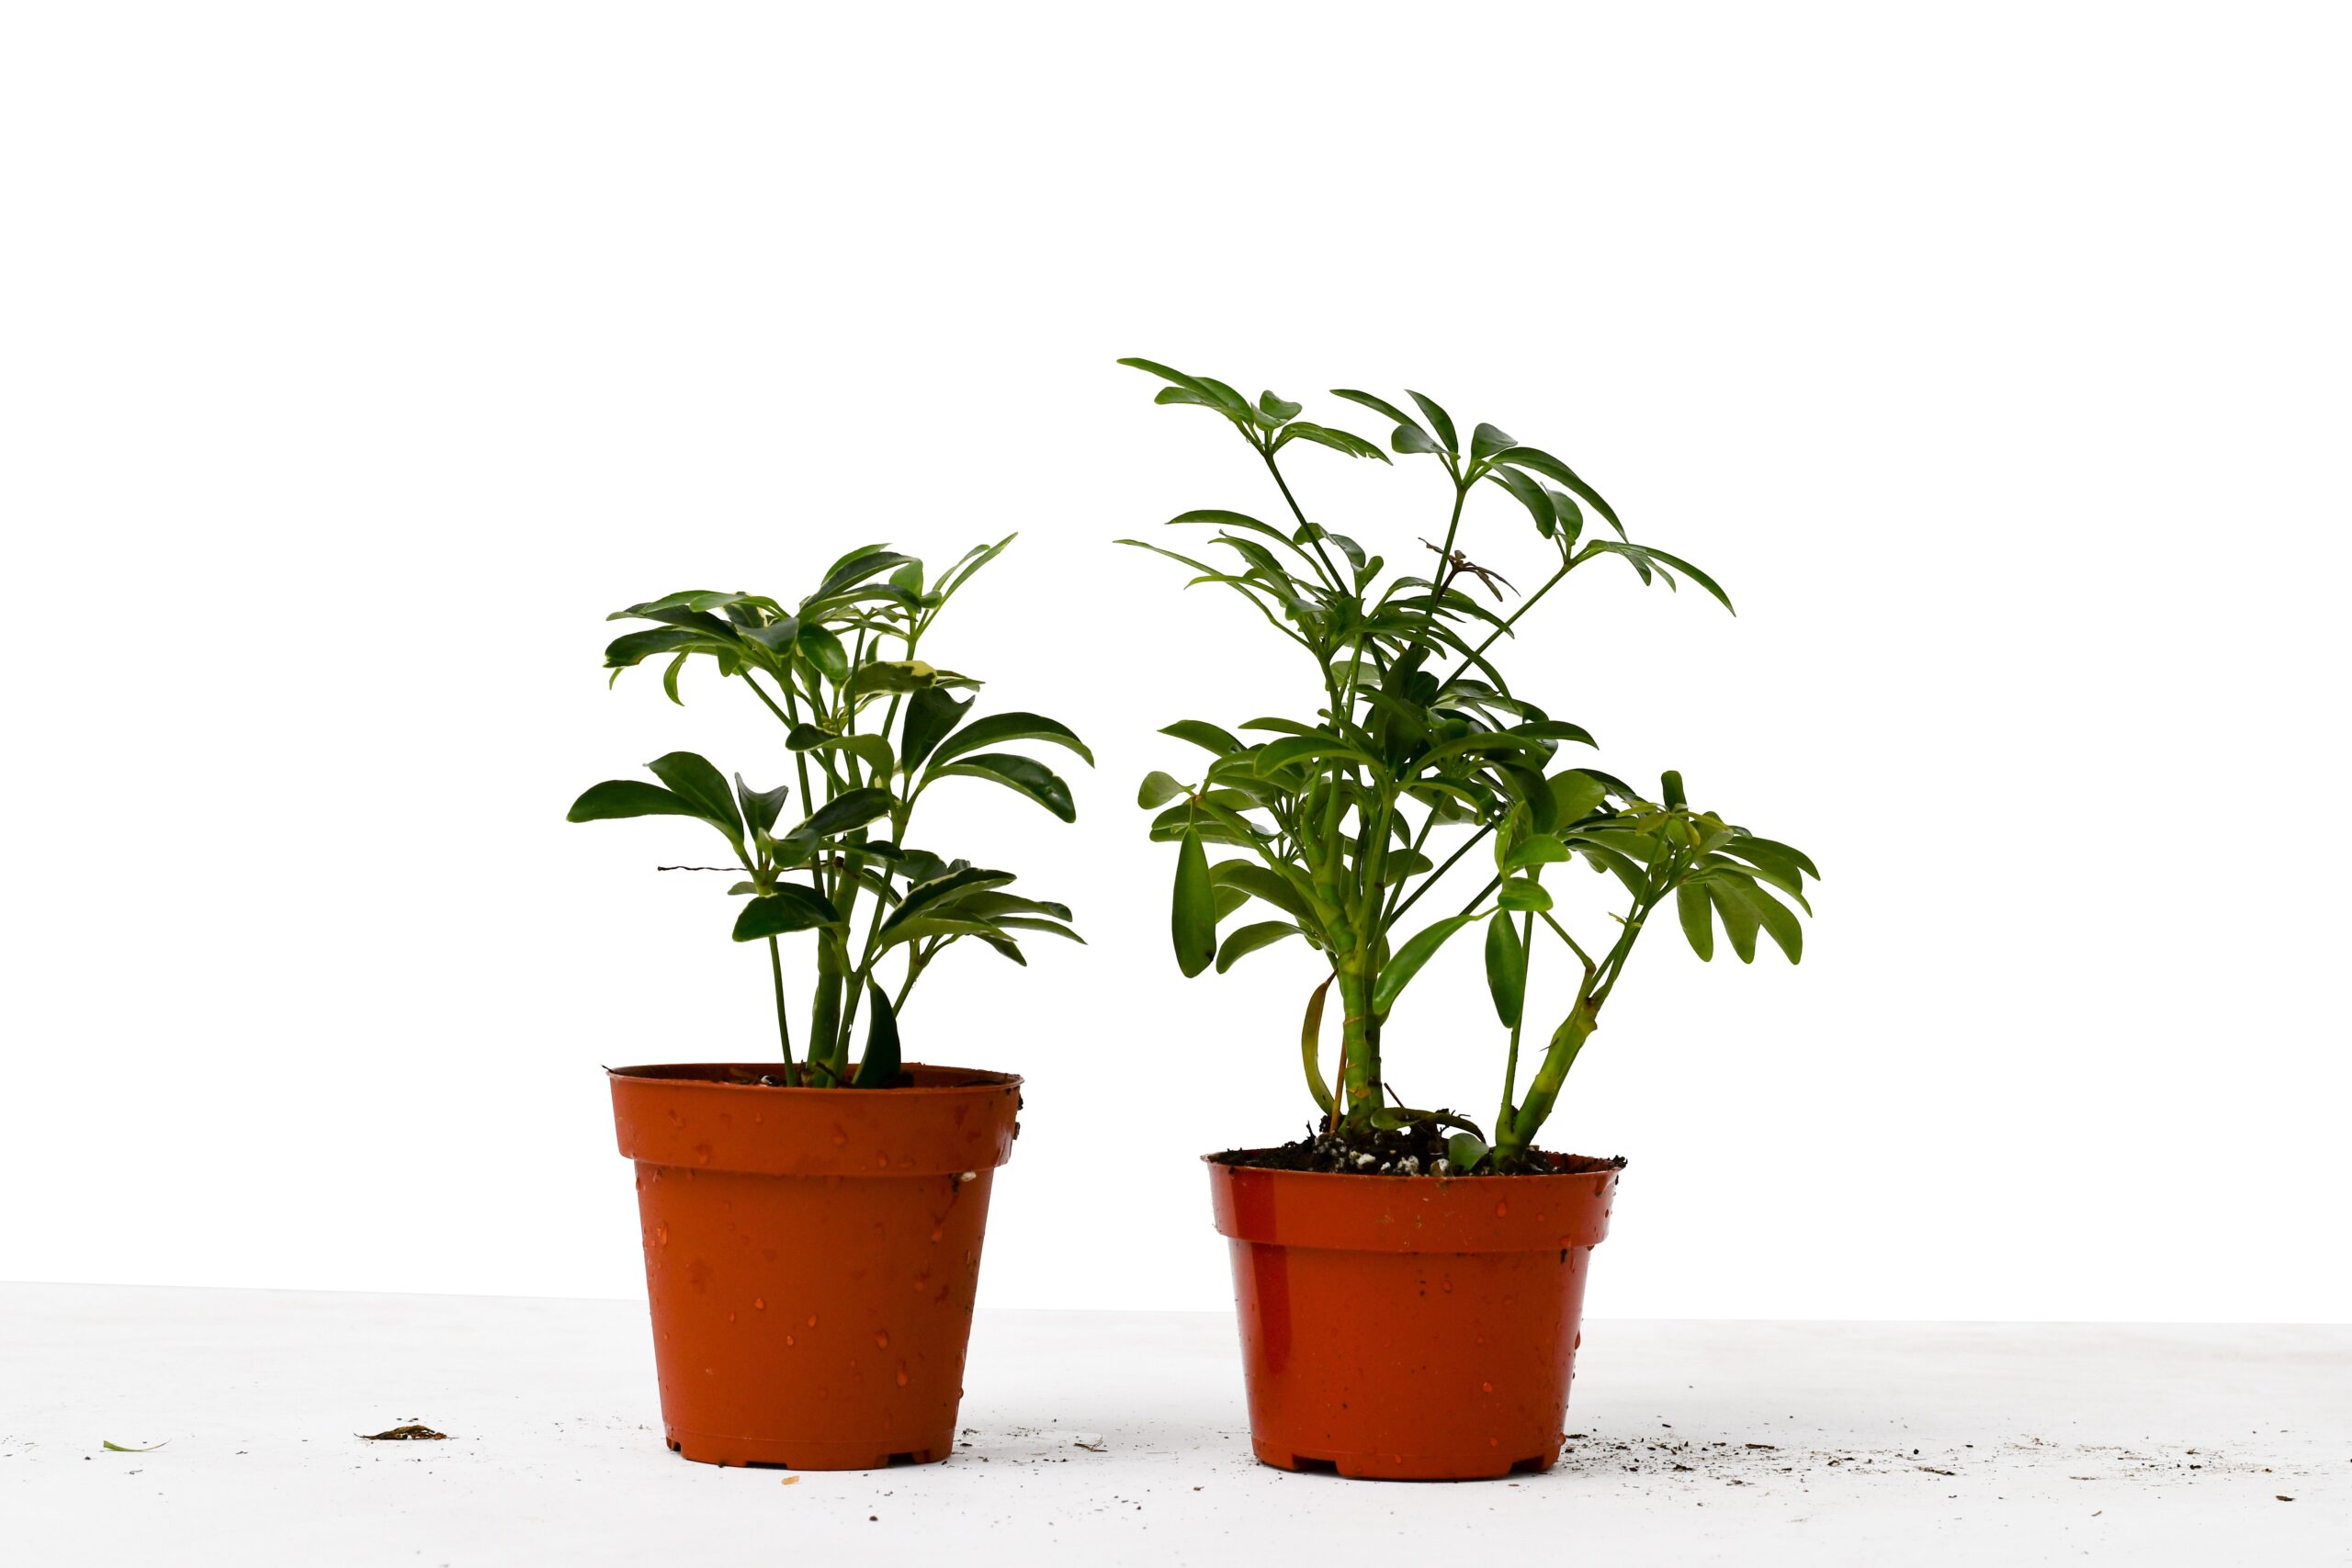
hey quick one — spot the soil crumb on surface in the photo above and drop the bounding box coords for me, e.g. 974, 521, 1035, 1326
357, 1425, 447, 1442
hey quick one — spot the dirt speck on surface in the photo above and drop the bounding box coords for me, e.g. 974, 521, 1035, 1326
357, 1424, 447, 1441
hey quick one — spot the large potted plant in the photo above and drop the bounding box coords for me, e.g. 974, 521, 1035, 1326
570, 538, 1090, 1469
1120, 361, 1817, 1480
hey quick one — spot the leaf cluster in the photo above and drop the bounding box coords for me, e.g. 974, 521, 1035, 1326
570, 539, 1089, 1085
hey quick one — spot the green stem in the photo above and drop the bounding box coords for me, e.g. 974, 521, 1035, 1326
766, 936, 796, 1072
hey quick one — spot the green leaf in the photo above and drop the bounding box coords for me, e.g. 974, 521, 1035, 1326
1489, 446, 1624, 538
1505, 833, 1571, 871
1212, 861, 1317, 924
1371, 912, 1481, 1015
645, 751, 742, 838
809, 549, 919, 605
1488, 464, 1557, 536
1300, 974, 1336, 1113
1118, 357, 1250, 414
733, 774, 790, 837
1485, 911, 1527, 1028
1722, 834, 1820, 881
1548, 771, 1611, 824
1160, 719, 1243, 756
1470, 422, 1516, 463
844, 659, 978, 698
1390, 421, 1441, 456
1498, 876, 1554, 913
1258, 389, 1303, 423
731, 885, 844, 940
1275, 422, 1392, 462
853, 982, 901, 1087
800, 787, 893, 838
1739, 877, 1804, 963
1708, 876, 1762, 963
928, 753, 1077, 822
1445, 1132, 1489, 1173
1677, 881, 1715, 962
1329, 388, 1426, 438
660, 651, 690, 705
926, 712, 1094, 770
881, 866, 1016, 938
1216, 919, 1299, 973
567, 779, 699, 825
102, 1438, 168, 1452
1405, 391, 1459, 453
1137, 770, 1188, 808
602, 626, 707, 668
1171, 829, 1216, 977
899, 687, 976, 773
796, 622, 849, 683
935, 533, 1017, 601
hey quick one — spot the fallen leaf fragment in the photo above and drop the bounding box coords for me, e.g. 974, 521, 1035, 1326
102, 1439, 167, 1453
358, 1425, 447, 1441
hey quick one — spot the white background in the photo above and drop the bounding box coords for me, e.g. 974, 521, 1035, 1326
4, 3, 2346, 1324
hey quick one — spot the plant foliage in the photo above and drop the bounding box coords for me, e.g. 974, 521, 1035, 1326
571, 540, 1088, 1086
1121, 361, 1815, 1168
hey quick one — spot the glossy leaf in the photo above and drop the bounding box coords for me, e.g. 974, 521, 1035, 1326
1405, 391, 1459, 453
1498, 876, 1554, 913
926, 712, 1094, 770
1445, 1132, 1488, 1173
1137, 771, 1188, 808
733, 774, 791, 837
852, 983, 901, 1087
899, 687, 976, 773
928, 753, 1077, 821
566, 779, 700, 825
1216, 919, 1299, 973
1677, 881, 1715, 961
1171, 829, 1216, 977
731, 885, 844, 941
645, 751, 742, 837
800, 787, 893, 838
1300, 975, 1336, 1113
1371, 912, 1481, 1015
1485, 911, 1527, 1028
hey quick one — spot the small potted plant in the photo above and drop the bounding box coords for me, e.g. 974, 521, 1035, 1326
570, 538, 1090, 1469
1120, 361, 1817, 1481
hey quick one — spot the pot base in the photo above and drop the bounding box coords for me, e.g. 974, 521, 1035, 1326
1250, 1438, 1556, 1482
663, 1430, 948, 1471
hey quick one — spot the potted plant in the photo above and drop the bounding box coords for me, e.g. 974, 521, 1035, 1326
1119, 360, 1817, 1480
569, 538, 1090, 1469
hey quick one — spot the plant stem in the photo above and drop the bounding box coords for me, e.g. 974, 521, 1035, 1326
765, 935, 796, 1071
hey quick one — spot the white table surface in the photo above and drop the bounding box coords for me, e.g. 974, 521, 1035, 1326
4, 1282, 2344, 1565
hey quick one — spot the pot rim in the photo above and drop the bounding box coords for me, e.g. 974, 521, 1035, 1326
1201, 1149, 1623, 1184
608, 1062, 1022, 1096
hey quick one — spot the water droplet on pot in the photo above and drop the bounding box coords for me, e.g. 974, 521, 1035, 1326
654, 1225, 670, 1247
692, 1143, 713, 1166
896, 1363, 910, 1387
806, 1314, 818, 1328
1494, 1200, 1509, 1218
929, 1227, 944, 1243
1482, 1382, 1494, 1393
785, 1335, 795, 1347
875, 1330, 889, 1348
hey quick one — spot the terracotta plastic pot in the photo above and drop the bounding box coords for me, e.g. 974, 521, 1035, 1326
1206, 1153, 1621, 1481
609, 1063, 1021, 1469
